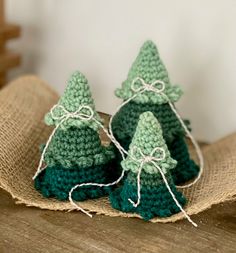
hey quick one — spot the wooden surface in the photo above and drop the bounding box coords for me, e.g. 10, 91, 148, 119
0, 0, 4, 25
0, 50, 21, 72
1, 112, 235, 252
0, 24, 21, 40
0, 0, 21, 87
0, 189, 235, 253
0, 0, 5, 56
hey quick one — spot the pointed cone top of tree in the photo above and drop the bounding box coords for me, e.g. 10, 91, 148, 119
121, 111, 177, 174
116, 40, 183, 104
129, 40, 171, 86
45, 71, 101, 131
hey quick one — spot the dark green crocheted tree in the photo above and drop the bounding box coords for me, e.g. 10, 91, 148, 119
112, 40, 199, 185
110, 112, 186, 220
35, 71, 115, 201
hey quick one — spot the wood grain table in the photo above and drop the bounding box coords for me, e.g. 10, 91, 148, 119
0, 188, 235, 253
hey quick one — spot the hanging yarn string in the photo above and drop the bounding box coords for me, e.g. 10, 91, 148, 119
33, 105, 94, 180
33, 77, 202, 223
128, 146, 166, 207
32, 100, 129, 217
128, 146, 197, 227
68, 169, 125, 217
32, 104, 126, 180
68, 141, 197, 226
108, 77, 204, 189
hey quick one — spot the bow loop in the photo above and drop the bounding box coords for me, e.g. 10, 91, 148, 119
150, 147, 166, 161
130, 146, 166, 165
50, 104, 94, 123
131, 77, 166, 94
131, 77, 146, 92
73, 105, 94, 121
50, 104, 68, 121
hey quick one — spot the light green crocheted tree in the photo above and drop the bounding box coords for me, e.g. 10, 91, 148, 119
115, 40, 183, 104
110, 112, 186, 220
45, 71, 101, 131
35, 71, 115, 201
121, 111, 177, 175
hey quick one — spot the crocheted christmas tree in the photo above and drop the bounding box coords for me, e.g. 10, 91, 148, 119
35, 71, 115, 201
110, 112, 186, 220
112, 40, 199, 185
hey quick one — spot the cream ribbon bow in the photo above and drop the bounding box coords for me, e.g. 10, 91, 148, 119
128, 145, 197, 227
50, 104, 94, 123
32, 104, 95, 180
109, 77, 204, 189
128, 146, 166, 207
131, 77, 165, 94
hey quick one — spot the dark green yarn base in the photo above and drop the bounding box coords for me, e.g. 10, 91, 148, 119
169, 136, 200, 185
109, 173, 187, 221
35, 163, 114, 201
111, 143, 126, 179
112, 133, 199, 185
111, 100, 198, 185
111, 101, 187, 142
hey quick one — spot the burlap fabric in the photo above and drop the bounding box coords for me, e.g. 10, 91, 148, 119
0, 76, 235, 223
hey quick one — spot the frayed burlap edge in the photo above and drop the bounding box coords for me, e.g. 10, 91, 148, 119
0, 75, 236, 223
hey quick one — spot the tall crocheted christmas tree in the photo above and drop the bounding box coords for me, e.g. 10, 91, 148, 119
35, 71, 115, 201
112, 40, 199, 185
110, 112, 186, 220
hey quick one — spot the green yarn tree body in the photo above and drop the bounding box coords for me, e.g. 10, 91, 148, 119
110, 112, 186, 220
112, 40, 199, 185
35, 72, 115, 201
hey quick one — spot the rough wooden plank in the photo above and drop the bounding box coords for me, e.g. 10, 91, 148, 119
0, 71, 6, 87
0, 0, 4, 25
0, 50, 21, 72
0, 0, 4, 53
0, 189, 235, 253
0, 24, 21, 40
0, 40, 4, 53
0, 0, 21, 88
0, 0, 6, 86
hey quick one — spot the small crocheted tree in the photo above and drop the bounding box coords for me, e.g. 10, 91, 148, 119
112, 40, 199, 184
35, 71, 115, 201
110, 112, 186, 220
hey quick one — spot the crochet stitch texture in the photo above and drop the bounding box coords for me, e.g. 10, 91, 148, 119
110, 112, 187, 220
45, 71, 101, 131
115, 41, 182, 104
35, 71, 115, 201
112, 40, 199, 184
